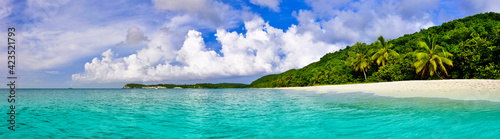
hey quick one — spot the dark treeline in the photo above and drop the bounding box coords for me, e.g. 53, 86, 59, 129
249, 12, 500, 88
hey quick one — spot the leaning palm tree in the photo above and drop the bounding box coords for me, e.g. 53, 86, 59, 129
347, 42, 371, 80
414, 35, 453, 79
371, 36, 399, 66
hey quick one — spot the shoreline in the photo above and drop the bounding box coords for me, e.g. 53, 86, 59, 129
277, 79, 500, 102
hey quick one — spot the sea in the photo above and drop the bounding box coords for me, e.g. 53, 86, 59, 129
1, 89, 500, 138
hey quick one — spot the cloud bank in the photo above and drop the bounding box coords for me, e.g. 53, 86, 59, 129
72, 16, 340, 82
72, 0, 500, 83
296, 0, 436, 44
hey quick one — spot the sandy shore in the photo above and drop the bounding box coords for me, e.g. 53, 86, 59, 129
278, 79, 500, 102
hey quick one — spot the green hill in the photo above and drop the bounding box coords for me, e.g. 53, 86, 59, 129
249, 12, 500, 88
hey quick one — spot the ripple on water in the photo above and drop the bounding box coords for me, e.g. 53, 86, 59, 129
1, 89, 499, 138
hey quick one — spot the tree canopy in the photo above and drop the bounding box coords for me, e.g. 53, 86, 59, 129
249, 12, 500, 88
372, 36, 399, 66
347, 42, 372, 80
414, 35, 453, 79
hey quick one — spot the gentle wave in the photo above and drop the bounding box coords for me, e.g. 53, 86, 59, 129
1, 89, 500, 138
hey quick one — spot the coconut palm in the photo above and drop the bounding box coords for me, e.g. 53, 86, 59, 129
414, 35, 453, 79
347, 42, 371, 80
371, 36, 399, 66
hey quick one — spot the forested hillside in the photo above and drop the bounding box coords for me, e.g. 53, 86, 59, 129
249, 12, 500, 88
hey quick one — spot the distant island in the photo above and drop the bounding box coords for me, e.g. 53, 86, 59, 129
124, 12, 500, 89
123, 83, 249, 89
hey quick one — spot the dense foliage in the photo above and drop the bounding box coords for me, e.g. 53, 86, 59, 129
249, 12, 500, 88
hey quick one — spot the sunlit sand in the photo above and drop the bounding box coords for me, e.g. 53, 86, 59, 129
278, 79, 500, 102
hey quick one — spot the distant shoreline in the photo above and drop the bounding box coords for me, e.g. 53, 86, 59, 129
8, 80, 500, 102
276, 79, 500, 102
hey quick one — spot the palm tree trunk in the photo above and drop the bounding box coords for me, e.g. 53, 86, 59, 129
363, 70, 367, 80
420, 65, 427, 79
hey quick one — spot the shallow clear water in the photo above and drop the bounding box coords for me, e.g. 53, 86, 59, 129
1, 89, 500, 138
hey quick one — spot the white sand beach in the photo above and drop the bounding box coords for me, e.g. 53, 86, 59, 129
278, 79, 500, 102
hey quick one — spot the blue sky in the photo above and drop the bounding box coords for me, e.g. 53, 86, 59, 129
0, 0, 499, 88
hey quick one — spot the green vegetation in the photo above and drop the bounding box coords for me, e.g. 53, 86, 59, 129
347, 42, 372, 80
249, 12, 500, 88
414, 35, 453, 79
123, 83, 147, 88
371, 36, 399, 66
123, 83, 248, 89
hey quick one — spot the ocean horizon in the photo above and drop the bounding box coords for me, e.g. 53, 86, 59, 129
2, 89, 500, 138
4, 0, 500, 138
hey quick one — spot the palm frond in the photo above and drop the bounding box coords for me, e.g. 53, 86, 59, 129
414, 61, 425, 73
430, 56, 438, 72
441, 57, 453, 66
415, 53, 429, 60
436, 58, 449, 76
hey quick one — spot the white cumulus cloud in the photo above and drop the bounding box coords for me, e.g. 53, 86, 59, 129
152, 0, 240, 28
72, 16, 341, 82
126, 26, 148, 45
250, 0, 282, 12
152, 0, 208, 12
20, 26, 125, 70
8, 0, 158, 71
297, 0, 435, 44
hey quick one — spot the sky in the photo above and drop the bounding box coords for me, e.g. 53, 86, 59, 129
0, 0, 499, 88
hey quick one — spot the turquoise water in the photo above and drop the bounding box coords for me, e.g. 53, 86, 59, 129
1, 89, 500, 138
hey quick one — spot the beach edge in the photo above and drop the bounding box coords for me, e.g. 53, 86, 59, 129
276, 79, 500, 102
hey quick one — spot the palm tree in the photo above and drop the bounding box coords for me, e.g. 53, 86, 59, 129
414, 35, 453, 79
347, 42, 371, 80
371, 36, 399, 66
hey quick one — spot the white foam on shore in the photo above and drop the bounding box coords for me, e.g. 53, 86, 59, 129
277, 79, 500, 102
